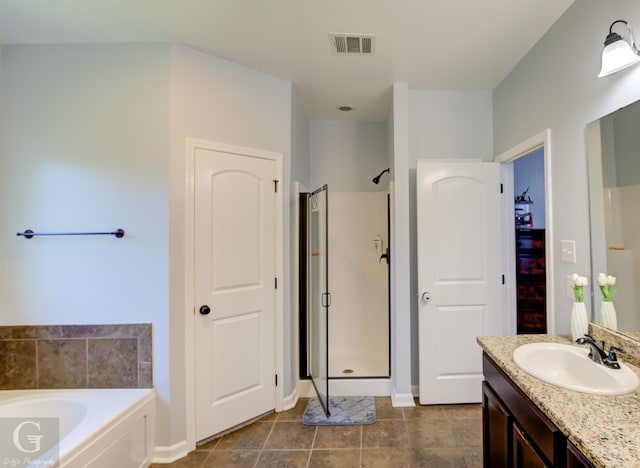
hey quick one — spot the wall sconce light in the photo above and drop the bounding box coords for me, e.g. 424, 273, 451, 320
598, 19, 640, 77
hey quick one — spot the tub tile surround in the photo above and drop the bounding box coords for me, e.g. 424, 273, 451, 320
478, 330, 640, 468
0, 324, 152, 389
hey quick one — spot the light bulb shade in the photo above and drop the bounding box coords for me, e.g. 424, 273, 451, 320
599, 39, 640, 77
598, 21, 640, 77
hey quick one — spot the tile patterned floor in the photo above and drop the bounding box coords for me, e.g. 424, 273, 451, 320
150, 397, 482, 467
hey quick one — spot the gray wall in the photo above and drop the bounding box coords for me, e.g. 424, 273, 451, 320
493, 0, 640, 331
613, 102, 640, 187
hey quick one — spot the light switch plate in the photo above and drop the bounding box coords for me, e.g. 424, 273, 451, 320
561, 240, 576, 263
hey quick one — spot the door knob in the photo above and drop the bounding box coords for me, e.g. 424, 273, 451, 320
420, 292, 432, 304
199, 305, 211, 315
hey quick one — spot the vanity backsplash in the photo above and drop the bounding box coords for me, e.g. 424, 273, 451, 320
588, 322, 640, 368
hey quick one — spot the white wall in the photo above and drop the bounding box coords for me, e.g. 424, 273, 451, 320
409, 91, 494, 162
493, 0, 640, 332
406, 90, 494, 385
0, 42, 297, 456
0, 42, 173, 441
289, 91, 310, 393
390, 83, 413, 404
291, 94, 310, 187
310, 120, 389, 191
0, 44, 170, 324
169, 44, 293, 450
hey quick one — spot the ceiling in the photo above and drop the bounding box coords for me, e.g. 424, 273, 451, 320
0, 0, 574, 121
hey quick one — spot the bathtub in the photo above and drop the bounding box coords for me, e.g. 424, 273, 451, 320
0, 388, 155, 467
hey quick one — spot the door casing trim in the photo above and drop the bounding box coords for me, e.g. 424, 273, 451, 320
495, 129, 555, 334
184, 138, 284, 451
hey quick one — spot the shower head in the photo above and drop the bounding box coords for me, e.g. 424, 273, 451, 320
372, 168, 390, 184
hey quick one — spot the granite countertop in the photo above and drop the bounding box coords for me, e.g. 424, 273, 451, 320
477, 334, 640, 468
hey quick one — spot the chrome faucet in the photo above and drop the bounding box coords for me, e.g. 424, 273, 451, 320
575, 335, 624, 369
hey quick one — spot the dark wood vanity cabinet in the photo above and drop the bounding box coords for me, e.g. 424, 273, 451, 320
482, 353, 595, 468
566, 442, 595, 468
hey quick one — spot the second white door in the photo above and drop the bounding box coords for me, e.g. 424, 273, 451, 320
194, 143, 278, 440
417, 160, 502, 404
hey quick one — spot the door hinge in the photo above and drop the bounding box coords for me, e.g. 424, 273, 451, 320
275, 374, 278, 386
275, 277, 278, 289
500, 183, 504, 194
274, 179, 279, 193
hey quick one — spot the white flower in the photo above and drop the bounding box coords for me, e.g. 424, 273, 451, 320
598, 272, 617, 301
571, 274, 588, 287
597, 273, 616, 286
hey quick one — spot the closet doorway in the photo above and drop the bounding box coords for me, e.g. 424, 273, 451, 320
514, 149, 547, 333
496, 129, 555, 335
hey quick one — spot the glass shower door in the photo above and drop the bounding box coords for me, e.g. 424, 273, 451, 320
308, 184, 330, 415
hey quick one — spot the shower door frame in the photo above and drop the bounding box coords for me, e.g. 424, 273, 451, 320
307, 184, 330, 415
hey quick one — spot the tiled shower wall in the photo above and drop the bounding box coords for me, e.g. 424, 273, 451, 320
0, 324, 152, 389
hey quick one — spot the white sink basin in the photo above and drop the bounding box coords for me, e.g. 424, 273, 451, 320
512, 342, 639, 395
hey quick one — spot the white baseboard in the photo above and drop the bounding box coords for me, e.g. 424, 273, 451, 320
330, 378, 391, 396
282, 387, 299, 411
296, 379, 314, 398
391, 391, 416, 407
153, 440, 190, 464
296, 378, 392, 398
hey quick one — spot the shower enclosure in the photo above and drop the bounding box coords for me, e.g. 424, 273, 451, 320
327, 191, 389, 378
301, 185, 390, 401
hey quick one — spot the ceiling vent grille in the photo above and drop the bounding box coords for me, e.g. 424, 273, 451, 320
330, 33, 375, 55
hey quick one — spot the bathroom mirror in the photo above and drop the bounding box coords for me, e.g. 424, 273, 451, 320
587, 98, 640, 340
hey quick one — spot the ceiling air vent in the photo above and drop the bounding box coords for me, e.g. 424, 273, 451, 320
330, 33, 375, 55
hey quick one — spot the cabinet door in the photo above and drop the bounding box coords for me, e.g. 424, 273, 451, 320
567, 441, 595, 468
514, 423, 549, 468
483, 381, 512, 467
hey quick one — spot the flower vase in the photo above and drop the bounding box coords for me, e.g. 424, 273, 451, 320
570, 301, 589, 342
600, 301, 617, 330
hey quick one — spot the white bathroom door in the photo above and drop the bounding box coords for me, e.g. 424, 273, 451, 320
193, 145, 277, 440
417, 160, 502, 404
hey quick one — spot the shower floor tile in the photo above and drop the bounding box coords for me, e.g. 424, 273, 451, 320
150, 397, 482, 468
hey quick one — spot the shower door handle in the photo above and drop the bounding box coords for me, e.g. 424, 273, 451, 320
420, 292, 432, 304
322, 292, 331, 308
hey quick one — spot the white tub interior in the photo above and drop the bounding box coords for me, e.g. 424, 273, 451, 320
0, 388, 155, 468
